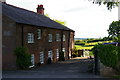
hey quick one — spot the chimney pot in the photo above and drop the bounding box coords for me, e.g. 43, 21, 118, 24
37, 4, 44, 15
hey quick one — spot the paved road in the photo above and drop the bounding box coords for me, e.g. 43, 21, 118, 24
2, 57, 103, 78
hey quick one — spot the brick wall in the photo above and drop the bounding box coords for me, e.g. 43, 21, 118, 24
2, 16, 74, 70
2, 15, 17, 70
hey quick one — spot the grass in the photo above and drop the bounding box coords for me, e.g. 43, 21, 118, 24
75, 45, 94, 50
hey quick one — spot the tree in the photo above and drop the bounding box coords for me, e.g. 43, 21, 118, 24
108, 20, 120, 39
89, 0, 120, 10
45, 13, 66, 26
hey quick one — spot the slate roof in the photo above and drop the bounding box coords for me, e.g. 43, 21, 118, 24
2, 3, 74, 31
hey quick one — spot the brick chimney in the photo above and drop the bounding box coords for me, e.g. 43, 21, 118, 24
37, 4, 44, 15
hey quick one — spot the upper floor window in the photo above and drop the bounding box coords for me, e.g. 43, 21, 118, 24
63, 35, 66, 41
37, 29, 41, 39
48, 34, 52, 42
28, 33, 34, 43
56, 34, 60, 41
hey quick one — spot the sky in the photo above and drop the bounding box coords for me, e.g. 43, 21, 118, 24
6, 0, 118, 38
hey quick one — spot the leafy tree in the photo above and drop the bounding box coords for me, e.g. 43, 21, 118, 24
53, 19, 66, 26
89, 0, 120, 10
45, 13, 66, 26
108, 20, 120, 41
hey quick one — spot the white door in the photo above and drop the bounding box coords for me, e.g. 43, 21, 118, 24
40, 52, 44, 64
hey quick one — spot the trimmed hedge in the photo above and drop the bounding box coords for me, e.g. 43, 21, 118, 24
92, 44, 118, 69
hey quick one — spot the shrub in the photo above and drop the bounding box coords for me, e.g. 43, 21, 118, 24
92, 44, 118, 69
14, 46, 32, 69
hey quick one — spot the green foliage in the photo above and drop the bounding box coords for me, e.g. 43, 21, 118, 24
91, 0, 120, 10
59, 51, 65, 61
45, 13, 66, 26
73, 47, 78, 56
14, 46, 32, 69
92, 44, 118, 69
108, 20, 120, 38
54, 19, 66, 26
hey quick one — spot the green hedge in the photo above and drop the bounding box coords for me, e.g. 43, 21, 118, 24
14, 46, 32, 69
92, 44, 118, 69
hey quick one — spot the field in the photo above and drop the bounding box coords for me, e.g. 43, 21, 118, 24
74, 39, 113, 50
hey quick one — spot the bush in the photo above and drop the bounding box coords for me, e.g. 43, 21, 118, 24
14, 46, 32, 69
92, 44, 118, 69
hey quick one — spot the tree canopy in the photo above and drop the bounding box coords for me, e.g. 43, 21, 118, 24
45, 13, 66, 26
90, 0, 120, 10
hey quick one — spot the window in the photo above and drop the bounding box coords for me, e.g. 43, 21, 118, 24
37, 29, 41, 39
62, 48, 65, 57
48, 34, 52, 42
56, 34, 60, 41
29, 54, 34, 68
63, 35, 66, 41
28, 33, 34, 43
48, 50, 53, 60
40, 52, 44, 64
56, 49, 59, 59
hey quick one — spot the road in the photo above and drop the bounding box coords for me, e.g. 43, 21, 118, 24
2, 57, 103, 78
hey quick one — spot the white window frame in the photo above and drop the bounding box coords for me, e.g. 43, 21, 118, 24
40, 52, 44, 64
62, 48, 65, 57
56, 49, 59, 59
28, 33, 34, 43
48, 50, 53, 60
63, 35, 66, 41
29, 54, 34, 68
48, 34, 52, 42
56, 34, 60, 41
37, 29, 41, 39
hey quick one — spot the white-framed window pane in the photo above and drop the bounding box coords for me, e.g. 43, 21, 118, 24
48, 50, 53, 60
37, 29, 41, 39
56, 34, 60, 41
48, 34, 52, 42
28, 33, 34, 43
29, 54, 34, 68
56, 49, 59, 59
63, 35, 65, 41
40, 52, 44, 64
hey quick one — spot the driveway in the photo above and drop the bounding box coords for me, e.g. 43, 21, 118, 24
2, 57, 103, 78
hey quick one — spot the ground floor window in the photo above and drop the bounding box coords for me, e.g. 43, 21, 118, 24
56, 49, 59, 59
29, 54, 34, 68
40, 52, 44, 64
48, 50, 53, 60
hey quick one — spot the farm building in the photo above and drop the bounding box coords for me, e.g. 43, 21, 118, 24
2, 2, 74, 70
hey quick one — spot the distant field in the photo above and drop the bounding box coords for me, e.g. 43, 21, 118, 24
74, 40, 113, 50
75, 45, 94, 50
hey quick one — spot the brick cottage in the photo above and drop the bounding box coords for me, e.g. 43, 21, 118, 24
2, 2, 74, 70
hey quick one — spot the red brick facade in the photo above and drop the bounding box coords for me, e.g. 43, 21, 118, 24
2, 15, 74, 70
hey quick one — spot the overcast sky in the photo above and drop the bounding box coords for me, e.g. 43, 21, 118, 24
6, 0, 118, 38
